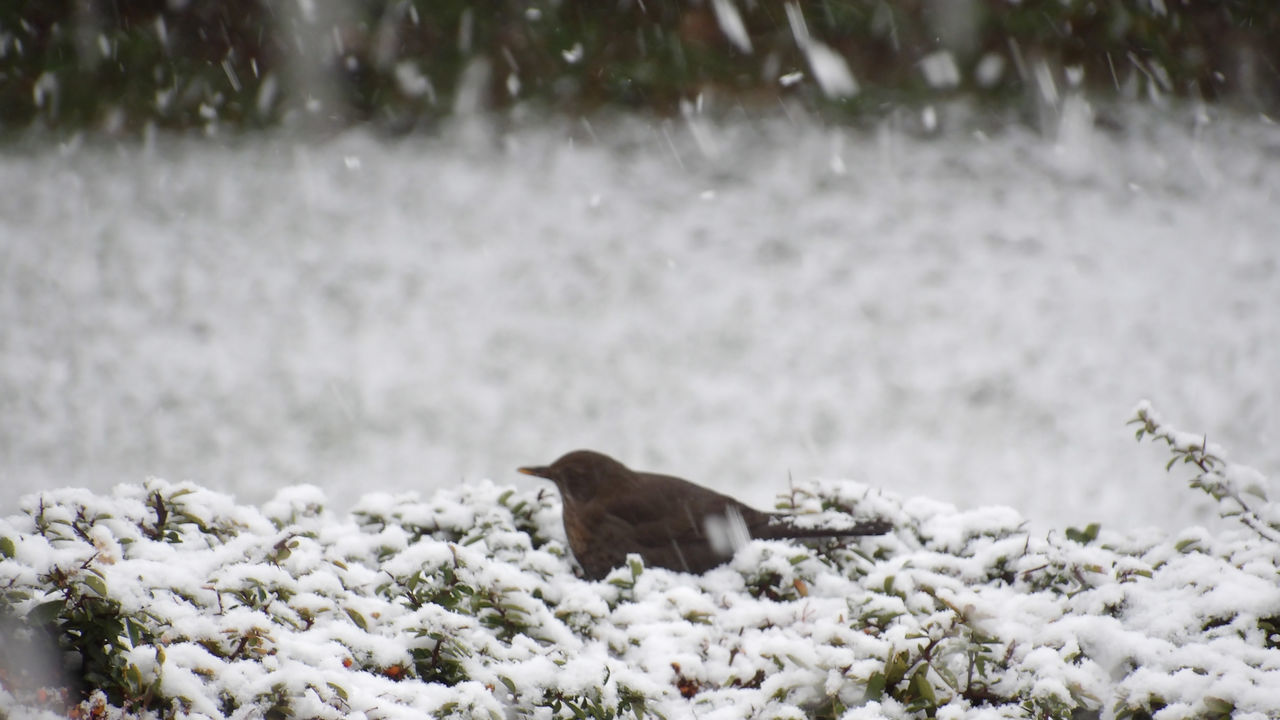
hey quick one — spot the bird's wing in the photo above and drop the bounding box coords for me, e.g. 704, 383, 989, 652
600, 472, 752, 538
588, 473, 763, 574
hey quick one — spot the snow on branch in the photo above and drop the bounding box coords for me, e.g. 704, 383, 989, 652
1130, 400, 1280, 544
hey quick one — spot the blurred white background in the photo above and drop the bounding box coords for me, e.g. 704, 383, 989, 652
2, 110, 1276, 531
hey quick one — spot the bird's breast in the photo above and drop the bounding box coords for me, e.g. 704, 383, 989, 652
559, 503, 595, 553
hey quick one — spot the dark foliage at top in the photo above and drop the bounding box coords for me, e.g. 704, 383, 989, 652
1, 1, 1277, 136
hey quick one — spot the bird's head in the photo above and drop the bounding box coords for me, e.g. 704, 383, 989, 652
518, 450, 631, 505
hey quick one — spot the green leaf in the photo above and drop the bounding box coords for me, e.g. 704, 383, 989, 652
85, 573, 109, 597
125, 663, 143, 690
883, 649, 908, 685
500, 675, 519, 696
345, 607, 369, 631
125, 617, 144, 646
28, 599, 65, 625
932, 663, 959, 691
864, 671, 886, 700
327, 682, 349, 701
1065, 523, 1100, 544
98, 617, 125, 639
910, 665, 937, 705
0, 536, 15, 559
1203, 697, 1234, 715
1174, 538, 1200, 552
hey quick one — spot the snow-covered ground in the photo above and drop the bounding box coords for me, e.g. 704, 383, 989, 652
1, 104, 1277, 531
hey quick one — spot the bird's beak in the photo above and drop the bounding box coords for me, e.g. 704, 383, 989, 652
518, 465, 555, 480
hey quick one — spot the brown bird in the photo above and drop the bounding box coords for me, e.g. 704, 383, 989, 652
518, 450, 891, 580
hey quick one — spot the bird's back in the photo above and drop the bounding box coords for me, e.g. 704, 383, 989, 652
564, 471, 766, 578
527, 450, 890, 579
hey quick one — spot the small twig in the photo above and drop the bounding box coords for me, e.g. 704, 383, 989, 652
1132, 404, 1280, 544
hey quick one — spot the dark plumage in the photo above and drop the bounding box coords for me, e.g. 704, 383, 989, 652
518, 449, 891, 580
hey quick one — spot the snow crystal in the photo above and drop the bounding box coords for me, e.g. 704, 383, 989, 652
32, 72, 57, 108
393, 61, 432, 98
974, 52, 1005, 87
784, 3, 858, 98
802, 42, 858, 99
561, 42, 583, 64
711, 0, 753, 54
920, 50, 961, 89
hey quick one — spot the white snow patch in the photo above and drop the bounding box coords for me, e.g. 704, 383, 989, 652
975, 52, 1005, 87
784, 3, 858, 98
920, 50, 961, 88
711, 0, 753, 54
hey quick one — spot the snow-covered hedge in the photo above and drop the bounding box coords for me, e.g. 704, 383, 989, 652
2, 404, 1279, 719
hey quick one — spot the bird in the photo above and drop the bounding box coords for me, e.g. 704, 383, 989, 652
518, 449, 891, 580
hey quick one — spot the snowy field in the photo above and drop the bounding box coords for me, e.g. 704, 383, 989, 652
1, 103, 1277, 532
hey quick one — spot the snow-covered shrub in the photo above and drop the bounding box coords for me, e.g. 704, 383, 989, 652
1129, 400, 1280, 545
1, 403, 1279, 719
